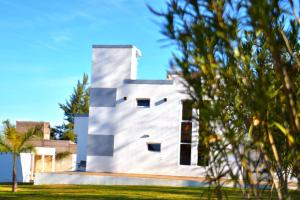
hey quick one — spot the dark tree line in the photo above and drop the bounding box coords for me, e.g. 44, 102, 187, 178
52, 74, 89, 142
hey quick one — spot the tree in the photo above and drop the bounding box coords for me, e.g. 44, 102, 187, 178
153, 0, 300, 199
53, 73, 89, 141
0, 120, 42, 192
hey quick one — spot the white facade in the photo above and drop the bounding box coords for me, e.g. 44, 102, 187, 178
75, 45, 207, 177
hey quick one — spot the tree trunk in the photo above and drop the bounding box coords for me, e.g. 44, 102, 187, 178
12, 153, 17, 192
216, 185, 222, 200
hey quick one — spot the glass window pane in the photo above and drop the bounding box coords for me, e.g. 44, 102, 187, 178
147, 143, 161, 152
182, 100, 193, 120
180, 144, 191, 165
137, 99, 150, 107
181, 122, 192, 143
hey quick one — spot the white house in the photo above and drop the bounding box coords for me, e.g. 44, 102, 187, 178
0, 121, 77, 183
75, 45, 209, 177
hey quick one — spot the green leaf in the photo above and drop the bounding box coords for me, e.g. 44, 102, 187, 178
273, 122, 294, 144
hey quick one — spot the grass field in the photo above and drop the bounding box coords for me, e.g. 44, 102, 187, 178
0, 184, 299, 199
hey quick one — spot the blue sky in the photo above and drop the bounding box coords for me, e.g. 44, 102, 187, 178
0, 0, 174, 127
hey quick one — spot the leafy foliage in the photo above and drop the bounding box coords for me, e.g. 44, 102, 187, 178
53, 74, 89, 141
153, 0, 300, 199
0, 120, 42, 155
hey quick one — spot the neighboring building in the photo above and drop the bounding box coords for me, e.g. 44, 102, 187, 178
0, 121, 76, 182
75, 45, 208, 177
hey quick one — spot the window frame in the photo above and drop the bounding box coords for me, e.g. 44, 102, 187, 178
179, 100, 193, 166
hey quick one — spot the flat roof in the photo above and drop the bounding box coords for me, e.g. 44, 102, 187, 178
124, 79, 174, 85
92, 45, 134, 48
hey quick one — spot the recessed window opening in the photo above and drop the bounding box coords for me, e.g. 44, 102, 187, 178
180, 144, 191, 165
137, 99, 150, 107
147, 143, 161, 152
181, 122, 192, 143
182, 100, 193, 120
180, 100, 193, 165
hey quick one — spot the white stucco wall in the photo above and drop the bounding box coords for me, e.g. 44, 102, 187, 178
0, 153, 31, 182
91, 45, 140, 88
71, 154, 77, 171
19, 153, 32, 182
75, 116, 89, 164
87, 82, 206, 177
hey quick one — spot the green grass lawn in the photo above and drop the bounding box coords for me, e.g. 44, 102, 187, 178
0, 184, 299, 199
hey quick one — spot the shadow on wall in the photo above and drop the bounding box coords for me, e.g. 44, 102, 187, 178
87, 84, 185, 175
154, 98, 167, 106
86, 53, 203, 176
0, 153, 24, 182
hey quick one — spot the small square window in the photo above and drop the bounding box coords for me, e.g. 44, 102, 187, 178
147, 143, 161, 152
137, 99, 150, 107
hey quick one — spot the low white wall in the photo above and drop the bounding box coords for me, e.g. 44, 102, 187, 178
34, 172, 299, 190
0, 153, 31, 182
34, 172, 206, 187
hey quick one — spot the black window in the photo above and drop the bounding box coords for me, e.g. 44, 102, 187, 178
147, 143, 161, 152
180, 100, 193, 165
182, 100, 193, 120
181, 122, 192, 143
137, 99, 150, 107
180, 144, 191, 165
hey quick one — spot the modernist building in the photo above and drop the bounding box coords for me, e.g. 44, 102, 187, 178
75, 45, 208, 177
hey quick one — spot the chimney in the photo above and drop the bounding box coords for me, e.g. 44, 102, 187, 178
91, 45, 141, 88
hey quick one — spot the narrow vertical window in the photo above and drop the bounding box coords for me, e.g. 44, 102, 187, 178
182, 100, 193, 120
179, 100, 193, 165
180, 144, 191, 165
181, 122, 192, 143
